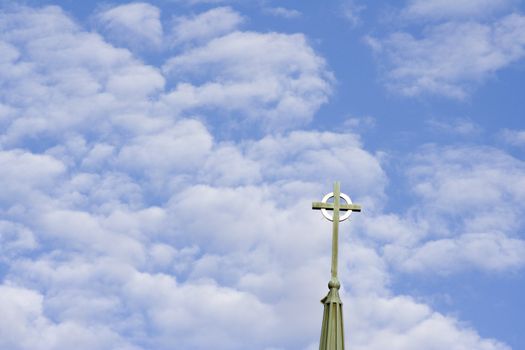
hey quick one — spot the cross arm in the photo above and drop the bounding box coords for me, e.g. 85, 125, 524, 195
312, 202, 362, 212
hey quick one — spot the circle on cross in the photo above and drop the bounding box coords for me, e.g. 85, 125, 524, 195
321, 192, 353, 222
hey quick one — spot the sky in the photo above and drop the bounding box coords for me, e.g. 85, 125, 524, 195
0, 0, 524, 349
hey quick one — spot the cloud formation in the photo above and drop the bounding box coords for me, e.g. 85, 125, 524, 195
264, 7, 302, 19
499, 128, 525, 146
403, 0, 515, 20
380, 145, 525, 274
0, 4, 519, 350
163, 31, 333, 130
96, 2, 163, 49
367, 13, 525, 98
367, 0, 525, 98
170, 7, 244, 46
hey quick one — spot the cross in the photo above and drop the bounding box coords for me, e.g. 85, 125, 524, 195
312, 182, 361, 282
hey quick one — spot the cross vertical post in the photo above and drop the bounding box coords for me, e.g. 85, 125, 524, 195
331, 182, 341, 282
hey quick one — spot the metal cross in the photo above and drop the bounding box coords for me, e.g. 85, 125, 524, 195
312, 182, 361, 281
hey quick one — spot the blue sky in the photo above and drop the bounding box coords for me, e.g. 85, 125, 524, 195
0, 0, 524, 349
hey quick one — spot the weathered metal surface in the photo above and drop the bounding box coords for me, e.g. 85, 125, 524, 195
311, 202, 362, 211
319, 286, 345, 350
312, 182, 361, 350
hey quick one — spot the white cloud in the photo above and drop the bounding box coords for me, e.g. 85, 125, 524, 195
264, 7, 302, 19
0, 284, 140, 350
163, 31, 333, 130
122, 272, 279, 349
386, 232, 525, 274
96, 2, 163, 49
200, 144, 262, 186
426, 118, 481, 135
0, 150, 65, 209
407, 145, 525, 219
0, 150, 65, 188
342, 0, 365, 26
361, 213, 426, 245
342, 243, 390, 296
404, 0, 515, 20
499, 128, 525, 146
245, 130, 386, 203
343, 116, 376, 131
0, 5, 165, 147
0, 221, 37, 257
348, 295, 510, 350
106, 64, 165, 98
80, 143, 115, 170
367, 13, 525, 98
58, 171, 144, 211
117, 119, 263, 189
117, 119, 213, 175
379, 145, 525, 273
170, 7, 244, 46
39, 209, 146, 264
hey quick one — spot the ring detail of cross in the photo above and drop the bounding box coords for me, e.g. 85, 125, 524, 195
313, 192, 359, 222
312, 185, 361, 223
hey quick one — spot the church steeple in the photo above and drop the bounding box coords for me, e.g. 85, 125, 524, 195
312, 182, 361, 350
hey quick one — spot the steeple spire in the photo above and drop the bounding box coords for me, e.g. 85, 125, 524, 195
312, 182, 361, 350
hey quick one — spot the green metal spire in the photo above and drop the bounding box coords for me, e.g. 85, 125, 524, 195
312, 182, 361, 350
